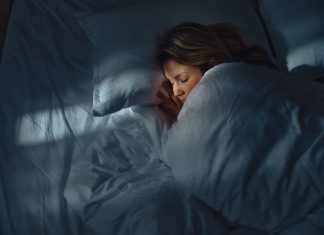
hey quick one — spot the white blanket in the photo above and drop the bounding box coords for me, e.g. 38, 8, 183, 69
162, 62, 324, 233
64, 107, 228, 235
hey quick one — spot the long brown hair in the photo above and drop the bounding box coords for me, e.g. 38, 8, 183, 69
156, 22, 277, 73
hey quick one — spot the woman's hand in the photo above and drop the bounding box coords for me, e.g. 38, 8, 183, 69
157, 81, 183, 120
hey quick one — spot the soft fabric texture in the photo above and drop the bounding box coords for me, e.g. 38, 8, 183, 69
2, 0, 324, 234
258, 0, 324, 79
162, 62, 324, 233
78, 0, 272, 116
64, 107, 229, 235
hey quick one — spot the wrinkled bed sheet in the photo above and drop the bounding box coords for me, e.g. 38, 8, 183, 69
2, 0, 323, 234
0, 0, 99, 234
0, 0, 233, 234
64, 106, 230, 235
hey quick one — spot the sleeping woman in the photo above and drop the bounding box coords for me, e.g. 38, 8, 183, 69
155, 22, 324, 234
155, 22, 277, 120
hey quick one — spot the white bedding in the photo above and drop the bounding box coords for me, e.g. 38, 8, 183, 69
0, 0, 229, 234
64, 106, 229, 235
162, 62, 324, 233
1, 0, 324, 234
0, 0, 108, 234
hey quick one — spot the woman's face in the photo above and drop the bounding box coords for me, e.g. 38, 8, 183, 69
163, 59, 203, 103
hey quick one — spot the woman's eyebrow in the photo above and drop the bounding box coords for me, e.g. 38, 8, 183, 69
175, 72, 189, 79
166, 71, 188, 81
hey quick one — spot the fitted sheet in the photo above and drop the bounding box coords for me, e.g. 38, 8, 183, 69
0, 0, 108, 234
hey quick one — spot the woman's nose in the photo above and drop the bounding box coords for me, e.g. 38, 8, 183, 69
173, 84, 184, 97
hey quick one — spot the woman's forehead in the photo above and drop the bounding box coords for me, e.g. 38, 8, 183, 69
163, 60, 190, 79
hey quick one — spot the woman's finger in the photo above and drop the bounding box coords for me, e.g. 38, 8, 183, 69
157, 91, 171, 103
162, 80, 174, 97
159, 104, 177, 119
170, 95, 183, 109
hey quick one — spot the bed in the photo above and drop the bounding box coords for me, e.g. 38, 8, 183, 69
0, 0, 323, 235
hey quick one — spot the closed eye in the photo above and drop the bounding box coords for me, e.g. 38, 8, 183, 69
180, 77, 189, 83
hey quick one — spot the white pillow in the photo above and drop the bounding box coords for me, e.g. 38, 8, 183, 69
258, 0, 324, 79
79, 0, 272, 116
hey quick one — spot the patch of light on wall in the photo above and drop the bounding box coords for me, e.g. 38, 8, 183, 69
15, 104, 103, 146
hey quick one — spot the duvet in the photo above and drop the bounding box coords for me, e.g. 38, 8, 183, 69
162, 62, 324, 233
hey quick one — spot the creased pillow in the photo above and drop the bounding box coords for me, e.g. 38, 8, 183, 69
258, 0, 324, 79
79, 0, 272, 116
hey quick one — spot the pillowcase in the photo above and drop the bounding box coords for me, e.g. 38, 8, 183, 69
79, 0, 273, 116
258, 0, 324, 79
